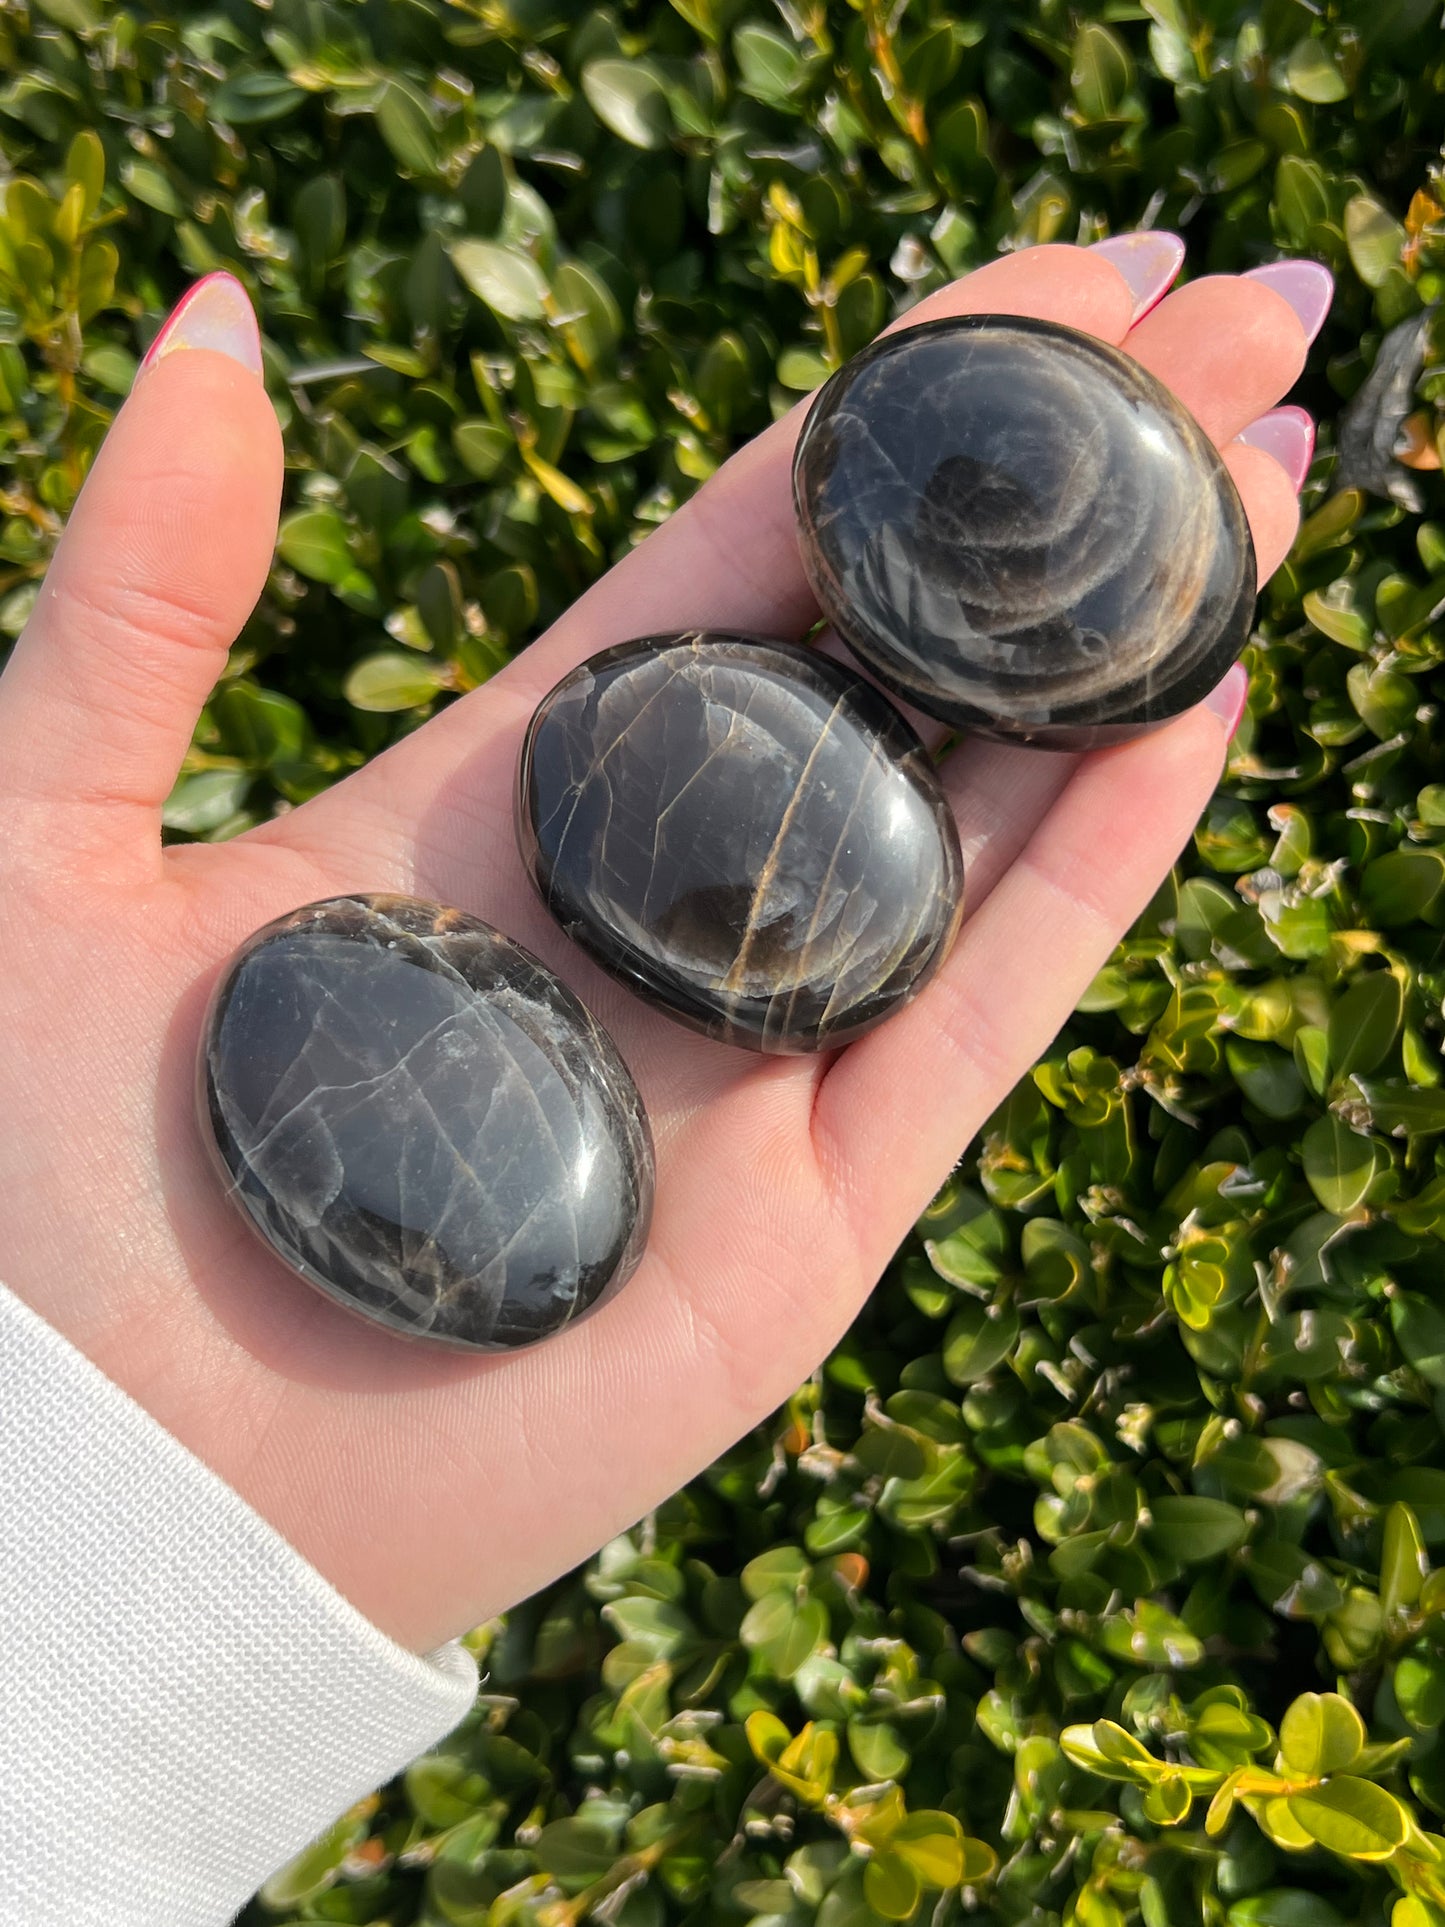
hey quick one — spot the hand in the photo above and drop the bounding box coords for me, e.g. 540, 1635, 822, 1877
0, 244, 1314, 1654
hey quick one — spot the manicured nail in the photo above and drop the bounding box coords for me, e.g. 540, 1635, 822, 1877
1242, 260, 1334, 345
1204, 662, 1250, 739
1234, 406, 1316, 492
138, 271, 263, 380
1090, 231, 1186, 323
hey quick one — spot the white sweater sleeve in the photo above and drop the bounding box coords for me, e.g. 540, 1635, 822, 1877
0, 1278, 480, 1927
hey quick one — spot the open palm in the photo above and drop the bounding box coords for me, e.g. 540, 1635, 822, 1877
0, 245, 1312, 1655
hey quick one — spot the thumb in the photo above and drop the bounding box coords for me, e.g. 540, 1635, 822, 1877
0, 272, 283, 873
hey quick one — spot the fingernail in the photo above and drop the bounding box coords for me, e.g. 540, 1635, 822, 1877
1242, 260, 1334, 345
1234, 406, 1316, 492
1090, 231, 1186, 322
138, 271, 263, 380
1204, 662, 1250, 739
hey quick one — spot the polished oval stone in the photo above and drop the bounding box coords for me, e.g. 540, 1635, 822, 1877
198, 895, 653, 1352
517, 632, 964, 1053
793, 313, 1256, 749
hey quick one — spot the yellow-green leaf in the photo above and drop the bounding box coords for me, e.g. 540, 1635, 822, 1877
1287, 1776, 1410, 1860
1278, 1692, 1365, 1777
864, 1850, 921, 1920
888, 1811, 964, 1887
450, 239, 549, 321
343, 651, 447, 713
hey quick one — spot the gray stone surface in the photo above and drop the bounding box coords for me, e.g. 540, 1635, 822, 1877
517, 633, 964, 1052
199, 895, 653, 1351
793, 314, 1256, 749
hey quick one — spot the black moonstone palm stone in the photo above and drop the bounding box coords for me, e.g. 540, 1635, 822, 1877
793, 313, 1256, 749
198, 895, 654, 1351
517, 633, 964, 1053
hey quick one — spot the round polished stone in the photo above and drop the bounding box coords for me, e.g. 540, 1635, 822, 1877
198, 895, 653, 1351
517, 632, 964, 1053
793, 313, 1256, 749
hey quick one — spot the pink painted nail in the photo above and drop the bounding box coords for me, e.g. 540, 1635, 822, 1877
1242, 260, 1334, 345
1090, 231, 1186, 323
138, 271, 263, 380
1204, 662, 1250, 739
1235, 406, 1316, 492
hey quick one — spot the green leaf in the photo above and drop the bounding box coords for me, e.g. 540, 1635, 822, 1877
734, 23, 805, 102
816, 1865, 875, 1927
1394, 1650, 1445, 1731
293, 173, 345, 265
1329, 972, 1402, 1080
1076, 1891, 1128, 1927
581, 59, 672, 150
161, 768, 251, 835
343, 652, 447, 712
453, 419, 513, 479
888, 1812, 965, 1887
1226, 1040, 1306, 1120
210, 70, 306, 125
925, 1190, 1010, 1287
777, 345, 833, 391
733, 1877, 797, 1913
1227, 1895, 1349, 1927
1393, 1898, 1445, 1927
277, 507, 354, 585
941, 1300, 1020, 1384
415, 561, 463, 652
460, 145, 507, 233
1300, 1115, 1378, 1213
1381, 1502, 1429, 1615
1294, 1026, 1332, 1099
1286, 1776, 1410, 1859
32, 0, 100, 29
210, 682, 308, 765
1392, 1293, 1445, 1387
1071, 23, 1133, 119
81, 342, 136, 393
1353, 1079, 1445, 1138
1278, 1692, 1366, 1776
902, 25, 961, 100
377, 78, 440, 174
64, 127, 104, 216
601, 1596, 696, 1660
553, 259, 622, 373
1099, 1602, 1203, 1670
1243, 1539, 1343, 1616
1146, 1495, 1250, 1561
863, 1851, 921, 1920
534, 1818, 619, 1884
740, 1546, 811, 1598
739, 1592, 828, 1678
405, 1754, 492, 1829
450, 239, 550, 321
1305, 583, 1373, 650
120, 157, 181, 217
1275, 156, 1334, 246
1361, 848, 1445, 926
848, 1718, 910, 1782
1345, 195, 1408, 289
745, 1710, 791, 1766
1285, 38, 1349, 102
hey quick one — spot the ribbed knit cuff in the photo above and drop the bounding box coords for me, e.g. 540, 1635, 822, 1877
0, 1278, 478, 1926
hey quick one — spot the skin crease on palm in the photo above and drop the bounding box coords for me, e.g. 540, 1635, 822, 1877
0, 245, 1311, 1656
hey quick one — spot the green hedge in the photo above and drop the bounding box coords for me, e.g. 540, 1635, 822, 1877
6, 0, 1445, 1922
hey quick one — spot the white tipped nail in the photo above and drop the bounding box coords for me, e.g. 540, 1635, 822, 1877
1090, 232, 1186, 322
